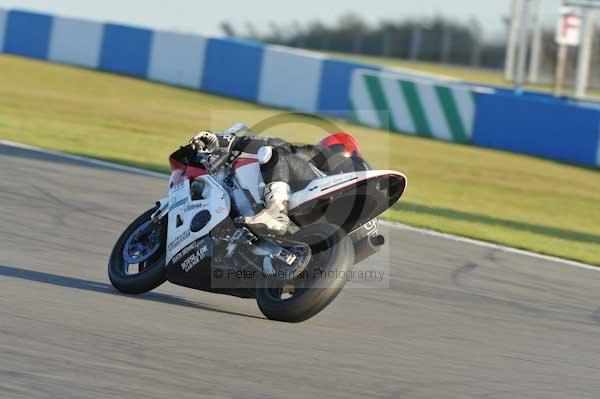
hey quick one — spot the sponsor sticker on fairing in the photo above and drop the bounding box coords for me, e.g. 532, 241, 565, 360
172, 238, 210, 272
180, 245, 209, 272
172, 181, 185, 192
171, 238, 204, 263
169, 198, 187, 211
184, 203, 207, 212
364, 218, 379, 235
167, 230, 191, 252
318, 173, 358, 192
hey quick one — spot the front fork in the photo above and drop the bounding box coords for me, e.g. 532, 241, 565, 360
150, 197, 169, 223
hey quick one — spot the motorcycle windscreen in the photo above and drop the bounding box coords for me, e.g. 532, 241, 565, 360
290, 174, 406, 232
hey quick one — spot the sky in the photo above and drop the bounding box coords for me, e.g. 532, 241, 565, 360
0, 0, 566, 41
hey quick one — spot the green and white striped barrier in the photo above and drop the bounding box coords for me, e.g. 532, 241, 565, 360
349, 70, 478, 143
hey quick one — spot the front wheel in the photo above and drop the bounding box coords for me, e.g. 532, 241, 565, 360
256, 223, 354, 323
108, 208, 167, 294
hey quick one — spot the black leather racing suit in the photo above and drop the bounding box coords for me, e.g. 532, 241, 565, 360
231, 136, 323, 192
231, 135, 367, 192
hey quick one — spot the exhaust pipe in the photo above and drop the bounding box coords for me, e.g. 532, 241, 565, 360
353, 234, 385, 264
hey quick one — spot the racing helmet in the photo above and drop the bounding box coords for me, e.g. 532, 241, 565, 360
318, 132, 362, 158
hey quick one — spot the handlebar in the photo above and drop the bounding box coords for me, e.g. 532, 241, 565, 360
199, 134, 238, 174
210, 151, 231, 171
183, 124, 248, 174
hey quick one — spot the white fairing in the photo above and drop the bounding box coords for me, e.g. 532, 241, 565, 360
165, 175, 230, 264
289, 170, 407, 211
162, 160, 404, 264
234, 159, 265, 205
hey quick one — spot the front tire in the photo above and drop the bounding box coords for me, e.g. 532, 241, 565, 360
256, 223, 354, 323
108, 208, 167, 294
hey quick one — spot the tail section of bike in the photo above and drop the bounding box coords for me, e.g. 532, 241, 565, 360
289, 170, 406, 232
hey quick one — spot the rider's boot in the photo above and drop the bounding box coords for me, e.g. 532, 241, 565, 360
241, 182, 290, 235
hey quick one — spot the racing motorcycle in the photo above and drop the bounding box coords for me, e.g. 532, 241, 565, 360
108, 124, 406, 322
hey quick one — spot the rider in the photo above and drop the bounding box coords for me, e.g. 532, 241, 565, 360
190, 130, 363, 236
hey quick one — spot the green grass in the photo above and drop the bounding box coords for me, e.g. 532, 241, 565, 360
1, 54, 599, 265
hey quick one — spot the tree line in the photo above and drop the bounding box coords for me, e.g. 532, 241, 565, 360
222, 13, 600, 87
221, 14, 507, 69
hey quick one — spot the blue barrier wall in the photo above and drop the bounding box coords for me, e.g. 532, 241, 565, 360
0, 9, 385, 116
4, 10, 52, 59
1, 8, 599, 168
0, 9, 6, 52
317, 59, 380, 118
201, 38, 264, 101
473, 93, 600, 167
100, 24, 153, 78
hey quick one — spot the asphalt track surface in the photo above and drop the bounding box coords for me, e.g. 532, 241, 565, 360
2, 143, 600, 399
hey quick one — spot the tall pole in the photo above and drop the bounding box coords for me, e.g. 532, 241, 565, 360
574, 8, 596, 98
505, 0, 523, 82
382, 30, 392, 57
441, 24, 452, 63
410, 26, 423, 61
515, 0, 532, 91
528, 0, 544, 84
353, 33, 364, 54
554, 44, 568, 96
470, 18, 483, 67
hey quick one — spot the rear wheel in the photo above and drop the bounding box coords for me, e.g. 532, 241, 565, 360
108, 208, 167, 294
256, 223, 354, 323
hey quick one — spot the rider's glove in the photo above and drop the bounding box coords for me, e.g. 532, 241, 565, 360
190, 131, 219, 153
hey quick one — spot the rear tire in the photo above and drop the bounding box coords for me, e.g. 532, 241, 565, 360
256, 223, 354, 323
108, 208, 167, 295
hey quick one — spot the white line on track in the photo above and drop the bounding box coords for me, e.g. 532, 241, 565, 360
379, 221, 599, 271
2, 139, 597, 271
